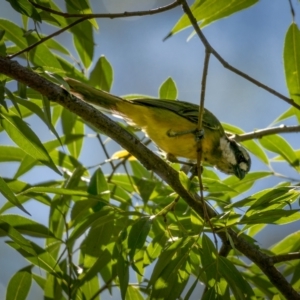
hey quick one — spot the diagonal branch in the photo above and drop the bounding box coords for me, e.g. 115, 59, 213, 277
0, 56, 299, 299
177, 0, 300, 111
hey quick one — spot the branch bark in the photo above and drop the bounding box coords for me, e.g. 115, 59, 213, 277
234, 125, 300, 142
0, 57, 299, 299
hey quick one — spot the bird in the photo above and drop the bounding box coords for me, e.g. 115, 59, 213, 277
64, 78, 251, 179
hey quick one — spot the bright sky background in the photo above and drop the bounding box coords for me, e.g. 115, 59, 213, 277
0, 0, 300, 298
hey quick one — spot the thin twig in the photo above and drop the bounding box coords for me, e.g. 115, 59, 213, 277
29, 0, 180, 19
270, 252, 300, 264
288, 0, 295, 20
196, 50, 218, 246
177, 0, 300, 111
10, 1, 180, 67
90, 277, 115, 300
8, 16, 90, 59
233, 124, 300, 142
96, 134, 115, 169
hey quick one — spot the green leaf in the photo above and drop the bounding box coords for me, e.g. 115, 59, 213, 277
19, 186, 108, 199
149, 237, 193, 299
125, 285, 144, 300
6, 0, 41, 22
202, 177, 236, 193
271, 107, 295, 124
149, 237, 193, 286
43, 37, 70, 55
0, 19, 27, 49
0, 215, 54, 238
117, 249, 129, 300
0, 176, 30, 215
259, 135, 299, 168
6, 266, 32, 300
166, 0, 258, 38
218, 257, 255, 299
80, 275, 100, 300
0, 221, 36, 256
68, 16, 94, 69
128, 217, 152, 261
90, 56, 114, 92
0, 108, 60, 175
78, 248, 112, 286
270, 231, 300, 254
159, 77, 177, 100
201, 234, 218, 285
88, 168, 110, 202
0, 29, 6, 56
0, 20, 60, 68
144, 232, 168, 264
227, 186, 298, 210
0, 145, 25, 162
284, 23, 300, 113
61, 108, 84, 158
241, 209, 300, 225
222, 171, 272, 199
0, 80, 7, 110
7, 240, 63, 274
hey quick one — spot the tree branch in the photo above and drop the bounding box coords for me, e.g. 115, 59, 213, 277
176, 0, 300, 111
29, 0, 180, 18
234, 125, 300, 142
270, 252, 300, 264
0, 57, 299, 299
9, 1, 179, 59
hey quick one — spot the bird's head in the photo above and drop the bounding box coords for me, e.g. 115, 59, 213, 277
216, 136, 251, 179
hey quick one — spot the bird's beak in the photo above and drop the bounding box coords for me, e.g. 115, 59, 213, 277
234, 165, 246, 180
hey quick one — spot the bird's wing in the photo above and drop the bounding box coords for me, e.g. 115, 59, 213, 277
131, 99, 222, 131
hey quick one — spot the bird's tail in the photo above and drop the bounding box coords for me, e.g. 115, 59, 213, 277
64, 77, 123, 112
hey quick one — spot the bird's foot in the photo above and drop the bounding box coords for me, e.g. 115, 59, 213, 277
167, 128, 203, 138
193, 129, 204, 142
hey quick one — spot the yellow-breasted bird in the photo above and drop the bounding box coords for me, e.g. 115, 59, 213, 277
65, 78, 251, 179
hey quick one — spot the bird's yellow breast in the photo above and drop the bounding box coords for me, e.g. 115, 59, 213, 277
115, 101, 223, 163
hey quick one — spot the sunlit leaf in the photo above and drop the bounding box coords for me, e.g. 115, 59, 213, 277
166, 0, 258, 39
0, 176, 30, 215
159, 77, 177, 100
259, 135, 299, 169
0, 215, 54, 238
90, 56, 113, 92
0, 108, 60, 174
284, 23, 300, 121
6, 265, 32, 300
61, 108, 84, 158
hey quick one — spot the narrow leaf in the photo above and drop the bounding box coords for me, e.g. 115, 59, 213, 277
284, 23, 300, 121
0, 176, 30, 215
259, 135, 299, 168
0, 108, 60, 175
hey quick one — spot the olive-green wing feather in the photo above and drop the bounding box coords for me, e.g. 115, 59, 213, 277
131, 99, 222, 131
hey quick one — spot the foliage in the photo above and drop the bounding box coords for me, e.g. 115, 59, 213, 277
0, 0, 300, 299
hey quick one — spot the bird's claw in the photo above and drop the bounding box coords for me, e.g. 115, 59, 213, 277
194, 129, 204, 142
